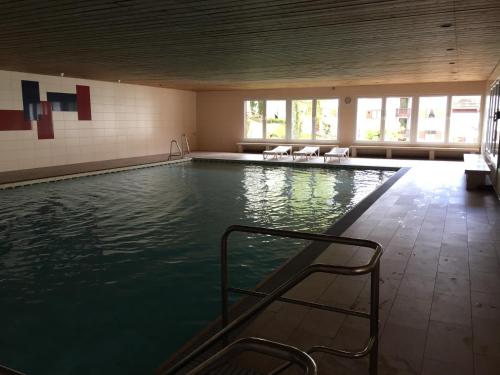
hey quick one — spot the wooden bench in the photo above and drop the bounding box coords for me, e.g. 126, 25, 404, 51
464, 154, 491, 190
237, 142, 338, 154
350, 145, 480, 160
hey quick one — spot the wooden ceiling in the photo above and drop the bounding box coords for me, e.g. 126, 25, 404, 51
0, 0, 499, 90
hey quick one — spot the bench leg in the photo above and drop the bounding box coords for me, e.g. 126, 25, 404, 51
466, 172, 487, 190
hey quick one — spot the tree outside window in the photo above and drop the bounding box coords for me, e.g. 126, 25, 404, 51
316, 99, 338, 140
244, 100, 264, 138
292, 100, 313, 140
265, 100, 286, 139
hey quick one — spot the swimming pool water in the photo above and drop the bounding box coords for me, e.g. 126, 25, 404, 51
0, 161, 394, 374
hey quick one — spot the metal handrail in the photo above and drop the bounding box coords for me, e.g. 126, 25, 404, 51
221, 225, 381, 375
181, 134, 191, 156
269, 340, 375, 375
0, 364, 26, 375
168, 139, 183, 160
186, 337, 317, 375
166, 225, 382, 375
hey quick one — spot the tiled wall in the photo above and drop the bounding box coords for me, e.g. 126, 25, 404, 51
0, 70, 196, 172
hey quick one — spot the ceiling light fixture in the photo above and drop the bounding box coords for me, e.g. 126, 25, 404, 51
449, 62, 456, 64
440, 23, 453, 28
446, 48, 455, 51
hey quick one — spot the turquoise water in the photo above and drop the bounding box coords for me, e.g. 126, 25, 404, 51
0, 161, 394, 374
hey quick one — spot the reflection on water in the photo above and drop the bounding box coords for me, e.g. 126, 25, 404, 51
0, 162, 394, 375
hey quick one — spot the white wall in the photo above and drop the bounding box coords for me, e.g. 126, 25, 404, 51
0, 70, 197, 172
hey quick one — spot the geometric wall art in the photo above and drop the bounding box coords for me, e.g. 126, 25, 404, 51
0, 80, 92, 139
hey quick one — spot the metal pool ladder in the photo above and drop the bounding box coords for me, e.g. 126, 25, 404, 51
181, 134, 191, 156
164, 225, 382, 375
168, 135, 190, 160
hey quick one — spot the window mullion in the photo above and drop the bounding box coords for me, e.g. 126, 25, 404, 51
445, 96, 452, 144
286, 99, 292, 141
411, 97, 418, 143
312, 99, 317, 141
263, 100, 267, 140
381, 97, 386, 141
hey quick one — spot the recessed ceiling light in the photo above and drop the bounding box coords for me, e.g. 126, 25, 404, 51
440, 23, 453, 28
446, 48, 455, 51
449, 62, 456, 64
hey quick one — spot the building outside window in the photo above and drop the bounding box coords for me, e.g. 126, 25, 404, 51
417, 96, 447, 142
449, 96, 481, 144
385, 97, 412, 142
356, 98, 382, 141
265, 100, 286, 139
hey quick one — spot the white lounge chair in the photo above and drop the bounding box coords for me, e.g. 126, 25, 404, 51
324, 147, 349, 162
263, 145, 291, 159
292, 146, 319, 160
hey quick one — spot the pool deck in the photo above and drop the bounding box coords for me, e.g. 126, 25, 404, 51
1, 152, 499, 374
175, 152, 499, 375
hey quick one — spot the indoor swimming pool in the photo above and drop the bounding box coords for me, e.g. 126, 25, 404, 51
0, 161, 395, 374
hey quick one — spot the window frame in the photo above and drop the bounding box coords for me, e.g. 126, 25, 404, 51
264, 99, 287, 140
354, 97, 384, 143
314, 98, 340, 142
242, 97, 340, 142
447, 95, 483, 146
383, 96, 413, 143
243, 99, 265, 140
415, 95, 449, 144
291, 98, 314, 141
353, 94, 482, 146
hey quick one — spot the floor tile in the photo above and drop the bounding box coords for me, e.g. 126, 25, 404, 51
387, 294, 431, 330
430, 292, 471, 326
424, 321, 473, 366
475, 354, 500, 375
380, 321, 427, 374
438, 255, 470, 276
398, 274, 436, 302
471, 291, 500, 320
421, 358, 473, 375
435, 272, 470, 297
473, 316, 500, 358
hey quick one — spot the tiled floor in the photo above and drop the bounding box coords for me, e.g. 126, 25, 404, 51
189, 153, 499, 375
0, 153, 176, 185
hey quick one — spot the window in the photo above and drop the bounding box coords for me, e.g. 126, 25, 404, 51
385, 97, 412, 142
356, 98, 382, 141
449, 96, 481, 144
315, 99, 338, 140
485, 81, 500, 158
291, 100, 313, 140
417, 96, 447, 142
265, 100, 286, 139
244, 100, 263, 138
